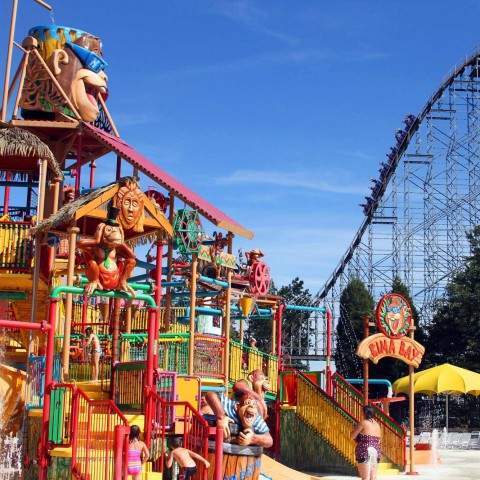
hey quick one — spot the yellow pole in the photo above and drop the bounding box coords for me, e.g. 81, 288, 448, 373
188, 254, 198, 375
164, 194, 175, 331
271, 307, 277, 355
408, 327, 416, 475
1, 0, 18, 122
224, 269, 232, 387
61, 226, 79, 380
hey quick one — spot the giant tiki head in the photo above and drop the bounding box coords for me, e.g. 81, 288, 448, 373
20, 25, 108, 122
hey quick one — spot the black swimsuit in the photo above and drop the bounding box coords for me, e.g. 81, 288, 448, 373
181, 466, 197, 480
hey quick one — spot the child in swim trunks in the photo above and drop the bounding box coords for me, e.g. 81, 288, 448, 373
165, 436, 210, 480
85, 327, 102, 381
127, 425, 149, 479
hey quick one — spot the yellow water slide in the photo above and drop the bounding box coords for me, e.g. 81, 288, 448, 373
0, 363, 26, 435
261, 454, 320, 480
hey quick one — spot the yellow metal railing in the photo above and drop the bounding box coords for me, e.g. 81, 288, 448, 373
0, 221, 32, 270
229, 340, 278, 394
296, 372, 356, 465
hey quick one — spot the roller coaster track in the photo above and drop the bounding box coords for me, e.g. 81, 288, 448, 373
317, 47, 480, 323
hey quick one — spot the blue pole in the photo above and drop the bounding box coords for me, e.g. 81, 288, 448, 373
285, 304, 326, 313
197, 275, 229, 288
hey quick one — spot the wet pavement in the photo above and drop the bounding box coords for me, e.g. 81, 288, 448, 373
311, 450, 480, 480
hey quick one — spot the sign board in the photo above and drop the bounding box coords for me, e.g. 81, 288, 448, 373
198, 245, 236, 269
356, 293, 425, 367
356, 333, 425, 368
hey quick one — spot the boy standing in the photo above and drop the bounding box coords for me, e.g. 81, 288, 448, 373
165, 437, 210, 480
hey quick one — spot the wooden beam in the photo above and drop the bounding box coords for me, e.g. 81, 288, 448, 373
73, 186, 119, 220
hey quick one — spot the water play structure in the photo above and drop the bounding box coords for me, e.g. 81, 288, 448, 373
0, 2, 412, 479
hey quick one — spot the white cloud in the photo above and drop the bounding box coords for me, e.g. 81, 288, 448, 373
209, 0, 299, 45
215, 168, 365, 195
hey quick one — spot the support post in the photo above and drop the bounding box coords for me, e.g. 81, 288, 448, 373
325, 309, 333, 396
188, 255, 198, 375
3, 172, 11, 214
407, 327, 418, 475
112, 298, 122, 364
273, 303, 284, 461
114, 424, 129, 480
89, 160, 96, 189
39, 298, 58, 480
1, 0, 18, 122
363, 315, 370, 405
164, 194, 175, 330
153, 241, 163, 366
224, 269, 232, 387
144, 306, 157, 446
214, 425, 223, 480
115, 155, 121, 181
61, 226, 79, 380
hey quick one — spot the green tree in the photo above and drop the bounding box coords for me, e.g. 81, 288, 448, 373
424, 226, 480, 372
335, 278, 374, 378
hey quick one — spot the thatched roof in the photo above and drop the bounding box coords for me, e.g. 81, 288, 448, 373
0, 127, 63, 180
32, 180, 118, 234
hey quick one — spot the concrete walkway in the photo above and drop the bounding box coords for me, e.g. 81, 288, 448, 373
312, 450, 480, 480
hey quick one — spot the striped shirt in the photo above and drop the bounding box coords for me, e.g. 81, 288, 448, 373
222, 397, 269, 434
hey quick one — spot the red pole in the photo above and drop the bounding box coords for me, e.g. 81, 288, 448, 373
325, 309, 333, 396
154, 241, 163, 367
3, 171, 11, 215
273, 303, 284, 460
116, 155, 121, 181
81, 295, 88, 332
144, 307, 156, 446
114, 424, 129, 480
89, 160, 96, 189
39, 298, 58, 480
363, 315, 370, 405
213, 425, 223, 480
0, 318, 49, 330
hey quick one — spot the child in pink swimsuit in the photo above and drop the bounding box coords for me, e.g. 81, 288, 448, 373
127, 425, 149, 479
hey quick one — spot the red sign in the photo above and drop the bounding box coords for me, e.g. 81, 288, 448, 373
376, 293, 412, 339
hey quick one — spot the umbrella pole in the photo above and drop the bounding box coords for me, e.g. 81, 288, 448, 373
446, 394, 449, 432
407, 364, 417, 474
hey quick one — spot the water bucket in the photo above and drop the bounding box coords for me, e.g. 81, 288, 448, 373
207, 442, 262, 480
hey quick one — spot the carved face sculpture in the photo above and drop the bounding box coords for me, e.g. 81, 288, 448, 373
236, 393, 260, 430
21, 25, 108, 122
114, 179, 145, 233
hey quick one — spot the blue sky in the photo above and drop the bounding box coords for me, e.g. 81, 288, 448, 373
2, 0, 480, 292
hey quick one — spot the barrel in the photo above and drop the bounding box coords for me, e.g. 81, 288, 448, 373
207, 442, 263, 480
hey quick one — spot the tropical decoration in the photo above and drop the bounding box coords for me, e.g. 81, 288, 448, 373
173, 209, 203, 254
376, 293, 412, 339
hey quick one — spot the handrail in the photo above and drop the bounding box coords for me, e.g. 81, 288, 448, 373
331, 372, 406, 468
295, 371, 356, 466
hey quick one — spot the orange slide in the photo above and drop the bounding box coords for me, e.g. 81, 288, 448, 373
261, 454, 321, 480
0, 363, 26, 435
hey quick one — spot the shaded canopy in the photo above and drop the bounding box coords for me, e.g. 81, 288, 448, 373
393, 363, 480, 396
0, 127, 63, 180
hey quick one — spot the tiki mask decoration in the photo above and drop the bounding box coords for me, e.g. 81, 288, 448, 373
20, 25, 108, 122
113, 178, 145, 233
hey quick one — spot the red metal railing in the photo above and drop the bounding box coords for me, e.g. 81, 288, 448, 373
193, 334, 225, 379
49, 383, 129, 480
147, 390, 209, 480
331, 372, 406, 469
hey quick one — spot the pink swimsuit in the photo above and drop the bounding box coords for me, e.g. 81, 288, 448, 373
127, 446, 142, 475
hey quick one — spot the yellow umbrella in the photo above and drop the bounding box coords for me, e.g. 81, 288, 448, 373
393, 363, 480, 430
393, 363, 480, 396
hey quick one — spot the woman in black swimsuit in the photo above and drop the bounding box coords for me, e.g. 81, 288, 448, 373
351, 405, 382, 480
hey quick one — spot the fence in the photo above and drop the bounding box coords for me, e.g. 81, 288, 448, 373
296, 371, 356, 465
147, 391, 208, 480
26, 354, 61, 409
129, 306, 188, 333
111, 361, 145, 411
331, 372, 406, 469
193, 334, 225, 379
0, 221, 32, 270
49, 383, 129, 480
229, 340, 278, 394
